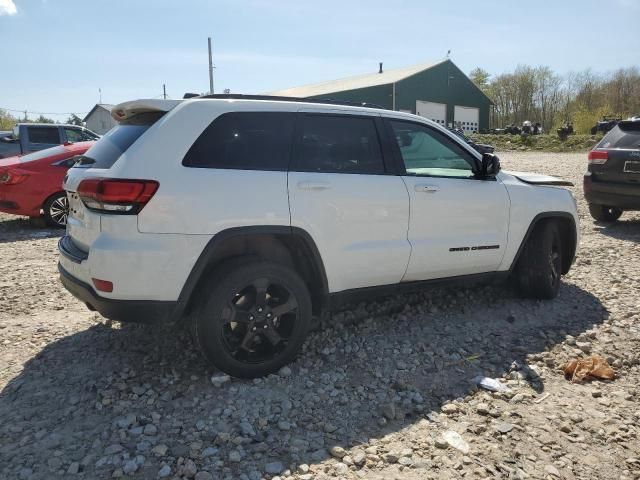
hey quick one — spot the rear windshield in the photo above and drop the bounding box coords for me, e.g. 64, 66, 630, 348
19, 145, 67, 163
74, 112, 163, 169
598, 122, 640, 149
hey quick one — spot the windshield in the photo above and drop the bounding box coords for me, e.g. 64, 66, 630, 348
74, 113, 163, 169
599, 123, 640, 149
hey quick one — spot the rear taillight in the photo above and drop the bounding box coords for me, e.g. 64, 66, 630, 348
588, 150, 608, 164
0, 168, 29, 185
77, 178, 159, 214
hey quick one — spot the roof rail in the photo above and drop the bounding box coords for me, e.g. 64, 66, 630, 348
194, 93, 386, 110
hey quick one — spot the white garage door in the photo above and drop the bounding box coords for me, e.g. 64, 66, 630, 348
416, 101, 446, 126
454, 105, 479, 133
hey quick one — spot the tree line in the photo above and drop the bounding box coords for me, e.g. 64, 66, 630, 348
469, 66, 640, 134
0, 111, 83, 130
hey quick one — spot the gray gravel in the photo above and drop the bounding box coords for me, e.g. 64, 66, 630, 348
1, 152, 639, 479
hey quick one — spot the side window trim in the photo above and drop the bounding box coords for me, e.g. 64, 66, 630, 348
290, 112, 389, 175
382, 118, 481, 179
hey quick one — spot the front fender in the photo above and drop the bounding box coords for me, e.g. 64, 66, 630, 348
498, 172, 579, 272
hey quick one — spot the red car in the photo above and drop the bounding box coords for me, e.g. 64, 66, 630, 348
0, 141, 94, 227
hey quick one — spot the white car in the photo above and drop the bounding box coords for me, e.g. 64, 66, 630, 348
58, 95, 579, 378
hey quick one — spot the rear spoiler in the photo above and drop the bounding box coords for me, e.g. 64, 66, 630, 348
111, 99, 182, 122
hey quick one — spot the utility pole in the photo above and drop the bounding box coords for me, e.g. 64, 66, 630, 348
163, 84, 167, 99
208, 37, 214, 95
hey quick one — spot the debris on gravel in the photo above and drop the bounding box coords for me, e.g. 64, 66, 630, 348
1, 152, 639, 480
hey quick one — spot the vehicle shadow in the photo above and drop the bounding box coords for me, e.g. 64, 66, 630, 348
0, 216, 62, 244
595, 217, 640, 243
0, 282, 608, 479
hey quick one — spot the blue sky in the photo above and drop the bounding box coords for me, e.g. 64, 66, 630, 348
1, 0, 639, 122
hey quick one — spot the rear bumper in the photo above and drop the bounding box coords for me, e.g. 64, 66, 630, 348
584, 174, 640, 210
58, 263, 179, 324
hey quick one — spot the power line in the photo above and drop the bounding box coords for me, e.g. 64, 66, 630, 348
1, 91, 172, 116
2, 94, 170, 115
1, 107, 89, 116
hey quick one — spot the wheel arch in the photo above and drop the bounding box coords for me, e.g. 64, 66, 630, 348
176, 226, 329, 320
42, 190, 68, 227
42, 190, 67, 210
509, 212, 577, 275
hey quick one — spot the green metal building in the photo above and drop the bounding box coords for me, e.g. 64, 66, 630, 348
270, 59, 493, 133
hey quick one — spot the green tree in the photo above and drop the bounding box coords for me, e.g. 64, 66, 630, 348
0, 109, 17, 130
34, 115, 56, 124
66, 114, 84, 126
469, 67, 491, 93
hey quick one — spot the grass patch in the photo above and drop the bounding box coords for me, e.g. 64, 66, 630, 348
470, 134, 601, 153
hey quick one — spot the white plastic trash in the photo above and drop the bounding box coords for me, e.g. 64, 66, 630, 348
473, 376, 510, 393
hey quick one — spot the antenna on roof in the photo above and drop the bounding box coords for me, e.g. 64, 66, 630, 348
446, 50, 451, 58
379, 62, 383, 74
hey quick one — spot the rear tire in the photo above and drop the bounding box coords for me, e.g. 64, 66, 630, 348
588, 204, 622, 222
43, 192, 69, 228
515, 221, 563, 300
191, 258, 312, 378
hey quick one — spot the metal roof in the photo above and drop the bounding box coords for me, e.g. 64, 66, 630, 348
83, 103, 114, 122
268, 60, 445, 98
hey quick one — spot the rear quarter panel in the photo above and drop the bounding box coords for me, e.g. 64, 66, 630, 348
112, 100, 295, 235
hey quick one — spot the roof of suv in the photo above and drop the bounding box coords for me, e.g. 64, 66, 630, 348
111, 94, 420, 123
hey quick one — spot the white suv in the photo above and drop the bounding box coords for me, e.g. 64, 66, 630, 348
58, 95, 579, 378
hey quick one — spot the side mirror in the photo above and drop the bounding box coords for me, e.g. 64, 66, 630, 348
480, 153, 501, 178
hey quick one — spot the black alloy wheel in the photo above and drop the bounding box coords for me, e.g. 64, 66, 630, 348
192, 259, 312, 378
220, 277, 299, 364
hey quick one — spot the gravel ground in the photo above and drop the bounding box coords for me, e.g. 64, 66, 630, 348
1, 152, 639, 480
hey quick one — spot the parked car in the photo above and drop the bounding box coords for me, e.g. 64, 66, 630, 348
584, 117, 640, 221
0, 123, 99, 158
447, 127, 495, 154
0, 141, 94, 227
58, 95, 578, 378
590, 116, 620, 136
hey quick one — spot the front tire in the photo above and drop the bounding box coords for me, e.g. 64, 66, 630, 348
43, 192, 69, 228
515, 221, 563, 299
588, 204, 622, 222
191, 258, 312, 378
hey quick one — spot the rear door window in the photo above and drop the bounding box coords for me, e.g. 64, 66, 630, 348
28, 127, 60, 144
293, 114, 385, 174
182, 112, 295, 170
75, 112, 162, 169
599, 123, 640, 149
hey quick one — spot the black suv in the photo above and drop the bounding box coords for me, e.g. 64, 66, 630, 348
584, 118, 640, 222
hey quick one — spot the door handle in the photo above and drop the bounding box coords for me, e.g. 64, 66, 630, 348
297, 181, 332, 191
414, 184, 439, 193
